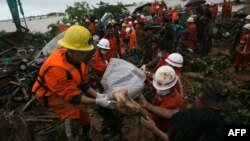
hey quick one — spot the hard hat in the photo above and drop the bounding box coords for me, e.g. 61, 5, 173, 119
140, 15, 145, 19
187, 17, 194, 23
111, 19, 117, 24
59, 20, 63, 25
95, 19, 99, 23
122, 23, 127, 27
245, 15, 250, 20
125, 27, 131, 33
128, 21, 133, 25
165, 53, 184, 68
134, 20, 138, 24
120, 19, 124, 22
243, 23, 250, 30
97, 39, 110, 50
58, 25, 94, 51
66, 23, 71, 27
153, 66, 177, 90
85, 19, 90, 23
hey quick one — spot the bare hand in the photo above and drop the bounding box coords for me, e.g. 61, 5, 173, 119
141, 116, 157, 130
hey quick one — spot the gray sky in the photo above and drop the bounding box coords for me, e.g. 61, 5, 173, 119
0, 0, 146, 21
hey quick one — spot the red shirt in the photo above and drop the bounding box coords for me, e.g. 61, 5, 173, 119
150, 88, 184, 130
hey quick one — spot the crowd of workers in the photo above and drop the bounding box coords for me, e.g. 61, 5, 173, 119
32, 0, 250, 140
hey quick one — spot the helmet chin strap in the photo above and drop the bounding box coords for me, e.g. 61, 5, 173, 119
157, 89, 170, 96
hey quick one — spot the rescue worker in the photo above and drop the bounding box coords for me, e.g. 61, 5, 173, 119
58, 20, 67, 33
32, 25, 110, 141
89, 19, 96, 35
165, 53, 186, 98
230, 15, 247, 62
209, 2, 218, 20
186, 17, 197, 52
222, 0, 232, 19
105, 24, 118, 60
139, 66, 185, 130
120, 23, 128, 53
234, 23, 250, 72
91, 39, 110, 77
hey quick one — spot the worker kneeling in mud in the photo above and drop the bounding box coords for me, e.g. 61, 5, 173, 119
32, 25, 110, 141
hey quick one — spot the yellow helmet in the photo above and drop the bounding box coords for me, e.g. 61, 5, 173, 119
122, 23, 127, 27
111, 19, 117, 24
58, 25, 94, 51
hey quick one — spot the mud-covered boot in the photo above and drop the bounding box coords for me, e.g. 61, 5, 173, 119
64, 119, 80, 141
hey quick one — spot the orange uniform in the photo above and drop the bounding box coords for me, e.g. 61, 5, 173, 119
188, 23, 197, 49
150, 88, 184, 130
235, 33, 250, 67
156, 54, 169, 69
91, 51, 108, 77
129, 30, 138, 49
32, 48, 90, 124
58, 24, 67, 33
89, 23, 96, 34
106, 36, 118, 60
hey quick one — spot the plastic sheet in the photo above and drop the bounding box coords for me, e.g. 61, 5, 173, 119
101, 58, 146, 100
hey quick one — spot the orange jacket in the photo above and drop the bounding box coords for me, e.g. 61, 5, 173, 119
58, 24, 67, 33
91, 51, 108, 77
150, 88, 184, 130
129, 30, 138, 49
172, 10, 179, 22
106, 36, 118, 59
32, 48, 90, 123
89, 23, 96, 34
156, 54, 169, 69
188, 23, 197, 49
150, 5, 156, 14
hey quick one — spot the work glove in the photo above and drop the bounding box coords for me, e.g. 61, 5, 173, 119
140, 64, 147, 72
95, 96, 110, 108
96, 92, 107, 98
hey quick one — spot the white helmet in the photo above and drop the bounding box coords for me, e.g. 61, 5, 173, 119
66, 23, 71, 27
97, 39, 110, 50
187, 17, 194, 23
95, 19, 99, 23
134, 20, 138, 24
165, 53, 184, 68
125, 27, 131, 33
140, 14, 145, 19
59, 20, 64, 25
153, 66, 177, 90
245, 15, 250, 20
243, 23, 250, 30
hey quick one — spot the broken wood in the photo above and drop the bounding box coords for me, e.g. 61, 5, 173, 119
21, 96, 36, 112
25, 118, 54, 122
